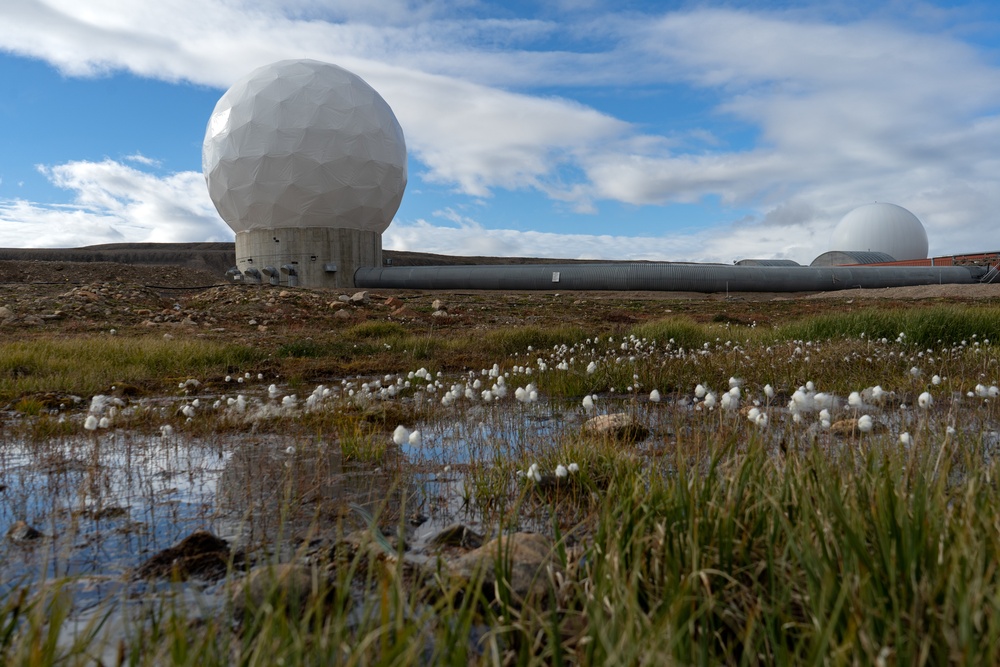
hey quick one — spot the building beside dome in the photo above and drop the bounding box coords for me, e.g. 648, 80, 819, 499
810, 250, 897, 267
203, 59, 407, 288
828, 202, 928, 262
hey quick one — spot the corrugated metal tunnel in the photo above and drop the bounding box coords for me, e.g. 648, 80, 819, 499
354, 262, 985, 293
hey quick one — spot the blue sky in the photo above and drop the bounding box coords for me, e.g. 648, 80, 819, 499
1, 0, 999, 263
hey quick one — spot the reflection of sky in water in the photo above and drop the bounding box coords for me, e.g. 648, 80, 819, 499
402, 404, 572, 465
0, 433, 231, 599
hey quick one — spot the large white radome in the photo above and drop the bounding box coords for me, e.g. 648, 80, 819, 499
202, 60, 407, 234
830, 203, 929, 261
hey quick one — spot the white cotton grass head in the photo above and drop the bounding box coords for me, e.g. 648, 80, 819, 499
649, 389, 661, 403
84, 415, 99, 431
918, 392, 933, 409
848, 391, 863, 409
568, 462, 579, 474
392, 425, 410, 445
899, 432, 912, 446
764, 384, 775, 400
408, 430, 422, 446
582, 395, 595, 412
858, 415, 874, 433
555, 464, 568, 478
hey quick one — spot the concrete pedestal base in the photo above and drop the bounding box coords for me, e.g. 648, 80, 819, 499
235, 227, 381, 289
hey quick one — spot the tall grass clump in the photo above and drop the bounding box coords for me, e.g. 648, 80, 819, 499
481, 325, 588, 357
629, 316, 713, 351
0, 336, 264, 399
572, 432, 1000, 664
776, 305, 1000, 348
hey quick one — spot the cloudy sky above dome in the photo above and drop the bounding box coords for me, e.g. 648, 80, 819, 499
1, 0, 999, 263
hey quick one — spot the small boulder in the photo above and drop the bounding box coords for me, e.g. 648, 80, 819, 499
391, 306, 419, 319
384, 296, 404, 308
231, 563, 337, 625
333, 309, 351, 320
350, 291, 370, 305
135, 530, 233, 581
7, 521, 43, 543
431, 310, 448, 318
428, 524, 484, 550
431, 299, 445, 311
583, 413, 650, 443
338, 294, 351, 303
448, 532, 555, 603
830, 418, 887, 437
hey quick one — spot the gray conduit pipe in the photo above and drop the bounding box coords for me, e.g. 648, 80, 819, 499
354, 263, 983, 293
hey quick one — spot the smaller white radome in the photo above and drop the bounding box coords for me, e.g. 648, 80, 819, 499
830, 202, 929, 261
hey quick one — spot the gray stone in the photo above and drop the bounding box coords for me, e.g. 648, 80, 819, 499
334, 309, 351, 319
583, 413, 650, 443
431, 299, 445, 311
350, 291, 370, 305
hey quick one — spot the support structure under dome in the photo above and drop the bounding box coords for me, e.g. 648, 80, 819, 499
235, 227, 381, 289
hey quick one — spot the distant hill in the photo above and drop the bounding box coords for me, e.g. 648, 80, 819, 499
0, 243, 612, 279
0, 243, 238, 276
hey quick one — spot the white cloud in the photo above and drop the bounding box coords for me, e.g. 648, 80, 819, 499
124, 152, 161, 167
0, 159, 231, 247
0, 3, 999, 258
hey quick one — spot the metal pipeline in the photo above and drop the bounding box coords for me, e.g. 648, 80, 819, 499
354, 262, 984, 293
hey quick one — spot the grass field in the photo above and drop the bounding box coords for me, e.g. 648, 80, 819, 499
1, 299, 999, 665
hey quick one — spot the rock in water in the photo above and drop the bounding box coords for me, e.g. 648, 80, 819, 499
582, 413, 650, 443
135, 530, 234, 581
428, 524, 484, 550
830, 418, 887, 437
6, 521, 43, 543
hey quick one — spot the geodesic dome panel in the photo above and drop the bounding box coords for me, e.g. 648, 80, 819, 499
203, 59, 407, 234
830, 203, 928, 261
